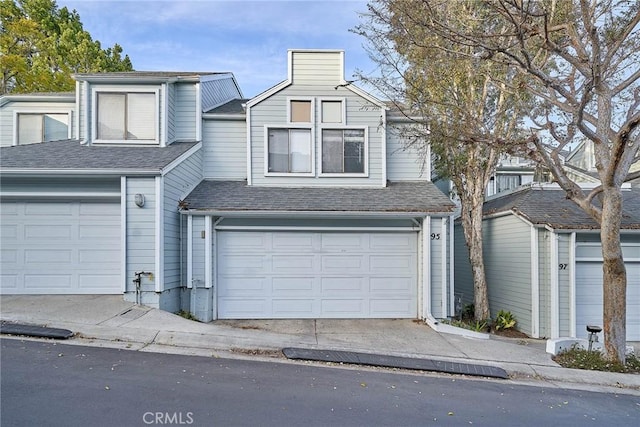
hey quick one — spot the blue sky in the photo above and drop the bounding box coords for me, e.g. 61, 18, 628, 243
61, 0, 375, 98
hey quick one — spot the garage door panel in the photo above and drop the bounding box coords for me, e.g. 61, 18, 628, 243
273, 255, 315, 270
370, 277, 414, 292
218, 231, 418, 319
272, 277, 314, 293
273, 299, 314, 315
322, 255, 364, 271
576, 259, 639, 341
321, 277, 365, 293
0, 201, 120, 295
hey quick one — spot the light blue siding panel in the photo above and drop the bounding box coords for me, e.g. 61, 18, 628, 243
453, 223, 474, 308
163, 149, 203, 290
166, 83, 176, 142
430, 217, 444, 318
202, 119, 246, 179
250, 87, 384, 187
191, 216, 206, 287
483, 215, 533, 334
174, 83, 197, 141
386, 125, 428, 181
537, 229, 551, 338
201, 77, 241, 111
557, 233, 572, 337
126, 178, 156, 293
291, 51, 343, 85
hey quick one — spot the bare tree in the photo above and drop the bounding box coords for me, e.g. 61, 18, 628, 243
354, 0, 534, 321
381, 0, 639, 362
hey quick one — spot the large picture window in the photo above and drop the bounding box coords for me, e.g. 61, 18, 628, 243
96, 92, 156, 141
321, 129, 365, 174
267, 128, 312, 173
17, 113, 69, 144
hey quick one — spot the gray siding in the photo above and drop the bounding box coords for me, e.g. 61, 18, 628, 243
0, 99, 75, 147
537, 229, 551, 338
430, 217, 445, 318
249, 87, 385, 186
190, 216, 206, 287
79, 82, 88, 141
557, 233, 572, 337
125, 177, 156, 295
291, 51, 343, 86
175, 83, 197, 141
453, 222, 474, 307
201, 77, 241, 112
202, 119, 247, 179
163, 149, 203, 290
483, 215, 533, 334
386, 125, 428, 181
166, 83, 177, 143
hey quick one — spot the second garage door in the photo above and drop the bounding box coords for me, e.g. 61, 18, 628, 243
217, 231, 418, 319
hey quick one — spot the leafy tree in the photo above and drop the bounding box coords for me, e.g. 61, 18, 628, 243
360, 0, 639, 363
0, 0, 133, 94
354, 0, 534, 321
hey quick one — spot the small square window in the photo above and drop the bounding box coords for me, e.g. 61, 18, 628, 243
96, 92, 156, 141
290, 100, 312, 123
321, 100, 343, 123
17, 113, 68, 144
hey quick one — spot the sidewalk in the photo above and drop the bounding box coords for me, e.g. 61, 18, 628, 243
1, 295, 638, 394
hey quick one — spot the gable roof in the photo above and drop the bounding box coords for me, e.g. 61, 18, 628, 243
206, 98, 249, 115
483, 185, 640, 230
182, 180, 456, 215
0, 140, 199, 175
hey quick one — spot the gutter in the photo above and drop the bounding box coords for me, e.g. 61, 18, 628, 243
0, 169, 161, 177
179, 209, 455, 218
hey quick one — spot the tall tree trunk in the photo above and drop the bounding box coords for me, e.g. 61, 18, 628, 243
601, 187, 627, 363
460, 190, 491, 321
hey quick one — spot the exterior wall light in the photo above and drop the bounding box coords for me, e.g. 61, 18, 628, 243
134, 193, 145, 208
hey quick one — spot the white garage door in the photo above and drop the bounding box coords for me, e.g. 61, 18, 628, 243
576, 261, 640, 341
217, 231, 418, 319
0, 200, 121, 294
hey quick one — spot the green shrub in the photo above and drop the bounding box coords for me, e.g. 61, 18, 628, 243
494, 310, 517, 331
553, 345, 640, 373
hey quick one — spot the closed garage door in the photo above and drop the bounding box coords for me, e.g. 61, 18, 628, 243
576, 257, 640, 341
0, 200, 121, 294
217, 231, 418, 319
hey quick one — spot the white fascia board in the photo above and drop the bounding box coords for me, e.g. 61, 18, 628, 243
186, 215, 193, 289
180, 210, 444, 219
569, 231, 577, 337
155, 176, 164, 292
530, 224, 540, 338
441, 218, 448, 317
422, 216, 432, 319
246, 107, 252, 185
74, 76, 181, 84
202, 113, 246, 121
245, 80, 291, 108
346, 84, 387, 109
0, 169, 161, 176
0, 94, 75, 107
550, 231, 560, 338
161, 143, 203, 176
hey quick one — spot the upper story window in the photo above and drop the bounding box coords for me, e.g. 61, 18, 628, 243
289, 100, 312, 123
320, 99, 344, 124
16, 113, 69, 145
321, 128, 367, 175
94, 89, 158, 144
267, 127, 312, 174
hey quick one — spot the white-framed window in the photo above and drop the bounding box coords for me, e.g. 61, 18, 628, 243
16, 112, 70, 145
265, 126, 313, 175
287, 97, 314, 124
320, 127, 368, 175
92, 88, 159, 144
320, 98, 345, 124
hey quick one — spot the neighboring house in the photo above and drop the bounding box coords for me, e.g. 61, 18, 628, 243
565, 139, 640, 187
0, 50, 456, 323
454, 184, 640, 341
0, 92, 76, 146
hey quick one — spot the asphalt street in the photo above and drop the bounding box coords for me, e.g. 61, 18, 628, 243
1, 338, 638, 427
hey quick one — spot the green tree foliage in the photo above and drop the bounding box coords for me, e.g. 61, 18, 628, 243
0, 0, 133, 94
355, 0, 534, 320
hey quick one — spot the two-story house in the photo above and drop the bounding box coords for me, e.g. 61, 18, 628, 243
0, 50, 456, 323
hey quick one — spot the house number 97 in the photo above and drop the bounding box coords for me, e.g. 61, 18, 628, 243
559, 263, 568, 270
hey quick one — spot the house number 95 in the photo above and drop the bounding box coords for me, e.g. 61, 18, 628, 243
430, 233, 441, 240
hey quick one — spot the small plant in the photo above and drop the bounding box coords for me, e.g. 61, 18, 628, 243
176, 310, 199, 321
469, 319, 489, 332
553, 345, 640, 373
462, 303, 475, 320
494, 310, 517, 331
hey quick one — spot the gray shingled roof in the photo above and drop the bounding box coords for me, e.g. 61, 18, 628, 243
182, 180, 456, 214
0, 140, 199, 173
484, 186, 640, 229
207, 98, 248, 114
